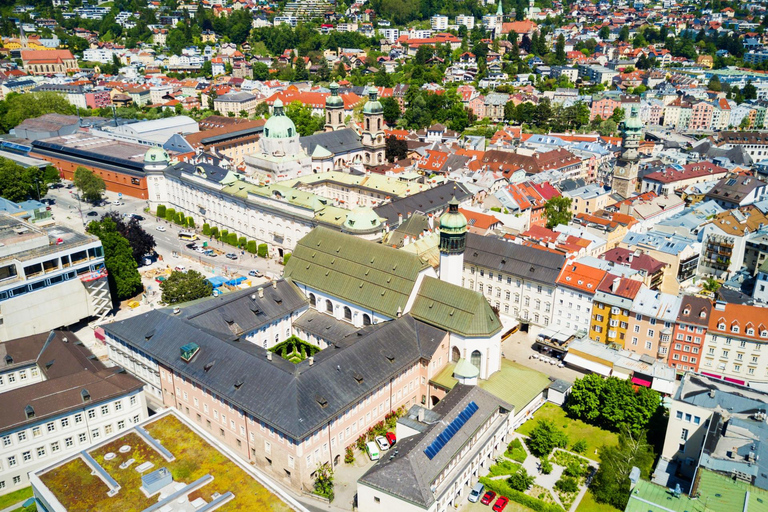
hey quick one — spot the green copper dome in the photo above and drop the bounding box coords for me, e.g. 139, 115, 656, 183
363, 89, 383, 115
144, 146, 170, 164
439, 197, 467, 233
343, 207, 383, 232
264, 99, 297, 139
623, 106, 643, 131
326, 82, 344, 108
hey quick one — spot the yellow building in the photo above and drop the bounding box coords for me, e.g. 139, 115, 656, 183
589, 276, 642, 347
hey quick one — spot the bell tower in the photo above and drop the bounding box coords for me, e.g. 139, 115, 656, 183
438, 196, 467, 287
324, 82, 345, 132
612, 106, 643, 199
361, 90, 386, 168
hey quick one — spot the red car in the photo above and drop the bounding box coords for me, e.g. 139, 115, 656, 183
492, 496, 509, 512
480, 490, 496, 505
386, 432, 396, 446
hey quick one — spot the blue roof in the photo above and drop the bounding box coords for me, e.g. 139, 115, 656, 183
207, 276, 227, 287
622, 230, 696, 255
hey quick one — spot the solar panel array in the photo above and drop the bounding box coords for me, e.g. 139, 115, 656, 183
423, 401, 479, 460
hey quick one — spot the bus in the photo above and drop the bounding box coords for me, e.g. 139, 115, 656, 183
178, 231, 199, 241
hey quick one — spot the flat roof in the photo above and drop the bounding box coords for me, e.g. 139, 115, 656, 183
33, 410, 301, 512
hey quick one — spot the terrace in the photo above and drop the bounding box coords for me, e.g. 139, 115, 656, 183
36, 411, 294, 512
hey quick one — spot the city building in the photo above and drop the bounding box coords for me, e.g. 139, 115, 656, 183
21, 49, 78, 75
554, 260, 608, 335
625, 288, 681, 360
0, 215, 111, 339
589, 275, 643, 346
668, 295, 711, 375
0, 330, 145, 496
213, 91, 262, 118
612, 106, 644, 199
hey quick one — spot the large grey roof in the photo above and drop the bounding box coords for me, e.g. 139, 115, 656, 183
104, 296, 446, 441
358, 385, 512, 507
374, 181, 472, 225
300, 128, 363, 156
464, 233, 566, 285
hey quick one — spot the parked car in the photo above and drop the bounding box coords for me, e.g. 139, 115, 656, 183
186, 243, 197, 249
156, 225, 166, 232
112, 201, 123, 206
174, 266, 186, 272
86, 211, 98, 217
385, 431, 396, 446
132, 214, 145, 221
492, 496, 509, 512
248, 270, 263, 278
204, 250, 216, 257
195, 246, 207, 253
481, 491, 496, 505
65, 184, 74, 189
225, 253, 237, 260
468, 483, 485, 503
365, 441, 380, 461
375, 436, 390, 451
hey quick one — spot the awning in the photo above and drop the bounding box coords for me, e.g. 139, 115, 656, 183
701, 371, 723, 380
631, 377, 652, 388
724, 377, 746, 386
564, 353, 611, 377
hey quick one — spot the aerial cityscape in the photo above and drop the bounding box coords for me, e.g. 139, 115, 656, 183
3, 0, 768, 511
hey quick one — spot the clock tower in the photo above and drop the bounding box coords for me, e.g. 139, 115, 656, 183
612, 106, 643, 199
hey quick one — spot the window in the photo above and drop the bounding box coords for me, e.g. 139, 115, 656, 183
17, 431, 26, 442
105, 424, 113, 435
130, 396, 137, 406
51, 441, 60, 453
343, 306, 352, 321
325, 299, 333, 313
75, 413, 83, 424
61, 417, 69, 428
32, 427, 41, 438
91, 428, 100, 439
22, 451, 31, 463
7, 456, 16, 467
676, 411, 683, 420
101, 405, 109, 415
681, 428, 689, 441
19, 370, 26, 380
37, 446, 45, 458
78, 433, 87, 443
65, 437, 73, 448
115, 401, 122, 411
2, 436, 10, 447
88, 409, 96, 419
12, 476, 19, 485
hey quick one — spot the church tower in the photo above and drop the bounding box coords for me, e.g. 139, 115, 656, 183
612, 106, 643, 199
495, 0, 504, 39
361, 90, 385, 168
324, 82, 345, 132
438, 196, 467, 287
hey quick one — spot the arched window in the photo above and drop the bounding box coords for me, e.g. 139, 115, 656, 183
471, 350, 482, 371
366, 119, 370, 131
309, 293, 316, 307
344, 306, 352, 321
326, 299, 333, 313
363, 314, 371, 326
452, 347, 461, 362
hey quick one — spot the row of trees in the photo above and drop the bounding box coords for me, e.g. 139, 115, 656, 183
0, 157, 60, 203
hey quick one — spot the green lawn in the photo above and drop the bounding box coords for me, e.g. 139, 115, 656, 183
576, 490, 621, 512
464, 500, 534, 512
516, 403, 619, 462
0, 487, 33, 509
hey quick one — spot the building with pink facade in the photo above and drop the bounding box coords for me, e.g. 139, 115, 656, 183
625, 287, 681, 360
689, 101, 714, 132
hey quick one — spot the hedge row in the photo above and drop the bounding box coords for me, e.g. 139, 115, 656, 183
155, 205, 194, 228
479, 477, 564, 512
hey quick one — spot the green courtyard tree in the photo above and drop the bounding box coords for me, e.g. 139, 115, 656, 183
508, 467, 535, 491
73, 167, 106, 203
525, 420, 568, 457
591, 428, 655, 509
385, 135, 408, 162
313, 462, 335, 501
86, 216, 142, 302
285, 101, 324, 136
544, 196, 573, 229
156, 205, 167, 218
160, 269, 213, 305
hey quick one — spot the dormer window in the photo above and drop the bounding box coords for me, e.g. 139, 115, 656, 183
718, 323, 726, 330
747, 328, 755, 336
700, 309, 707, 318
731, 325, 740, 333
761, 331, 768, 338
683, 308, 691, 315
25, 405, 34, 419
81, 389, 91, 403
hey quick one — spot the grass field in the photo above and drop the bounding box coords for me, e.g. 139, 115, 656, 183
516, 403, 619, 462
575, 490, 621, 512
0, 487, 33, 509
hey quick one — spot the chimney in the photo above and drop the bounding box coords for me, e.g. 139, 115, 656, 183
418, 408, 425, 422
272, 280, 277, 289
173, 307, 181, 315
267, 351, 272, 361
714, 300, 726, 311
258, 287, 264, 298
251, 294, 257, 300
709, 388, 716, 398
398, 213, 403, 225
309, 356, 314, 366
612, 277, 621, 293
428, 214, 434, 230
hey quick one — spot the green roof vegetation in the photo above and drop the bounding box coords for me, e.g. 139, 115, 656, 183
410, 276, 502, 338
285, 227, 429, 318
39, 413, 292, 512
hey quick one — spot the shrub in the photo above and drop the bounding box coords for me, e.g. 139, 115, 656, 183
540, 458, 553, 475
210, 226, 219, 239
238, 236, 246, 248
220, 229, 229, 242
283, 253, 291, 265
257, 243, 268, 258
344, 446, 354, 464
508, 468, 535, 492
355, 435, 367, 452
479, 477, 563, 512
156, 205, 166, 218
174, 211, 185, 225
186, 217, 195, 228
555, 476, 579, 494
572, 440, 587, 454
489, 459, 521, 477
165, 207, 176, 222
565, 461, 585, 478
227, 232, 238, 246
202, 223, 211, 236
247, 240, 257, 254
505, 438, 528, 463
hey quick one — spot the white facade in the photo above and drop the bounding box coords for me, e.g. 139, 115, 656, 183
439, 252, 463, 287
553, 286, 596, 334
0, 390, 146, 494
455, 14, 475, 29
431, 15, 449, 30
379, 28, 400, 43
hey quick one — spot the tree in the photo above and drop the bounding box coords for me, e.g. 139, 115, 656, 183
102, 212, 156, 264
743, 81, 758, 100
73, 167, 106, 203
599, 26, 610, 40
285, 101, 324, 136
86, 217, 142, 302
555, 476, 579, 494
525, 420, 568, 457
708, 75, 722, 92
508, 468, 535, 491
566, 374, 604, 422
544, 196, 572, 229
385, 135, 408, 162
618, 25, 630, 42
0, 92, 75, 133
313, 462, 335, 501
591, 428, 655, 509
160, 270, 213, 305
294, 55, 309, 81
252, 62, 270, 81
381, 97, 401, 125
702, 277, 721, 293
156, 205, 167, 218
610, 107, 626, 124
0, 157, 53, 202
555, 34, 566, 65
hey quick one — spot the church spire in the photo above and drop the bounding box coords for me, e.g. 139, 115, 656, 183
496, 0, 503, 16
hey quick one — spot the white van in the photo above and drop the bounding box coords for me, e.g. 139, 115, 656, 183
468, 482, 485, 503
366, 441, 380, 461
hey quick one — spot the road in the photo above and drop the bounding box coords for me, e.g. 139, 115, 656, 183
44, 183, 285, 279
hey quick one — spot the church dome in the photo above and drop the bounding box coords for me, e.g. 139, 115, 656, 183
264, 99, 298, 139
439, 197, 467, 233
326, 82, 344, 108
144, 146, 170, 164
362, 89, 383, 115
342, 207, 383, 233
623, 106, 643, 131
